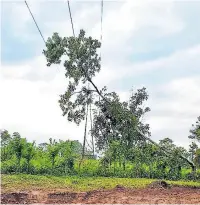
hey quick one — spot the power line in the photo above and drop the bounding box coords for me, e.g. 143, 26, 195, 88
67, 0, 76, 38
24, 1, 46, 44
100, 0, 103, 61
100, 0, 103, 43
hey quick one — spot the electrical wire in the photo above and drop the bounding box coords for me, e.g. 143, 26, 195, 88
67, 0, 76, 38
100, 0, 103, 61
24, 1, 46, 44
100, 0, 103, 43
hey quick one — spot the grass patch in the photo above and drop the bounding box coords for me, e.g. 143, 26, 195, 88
167, 180, 200, 188
1, 174, 200, 193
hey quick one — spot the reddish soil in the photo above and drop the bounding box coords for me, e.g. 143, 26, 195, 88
1, 186, 200, 204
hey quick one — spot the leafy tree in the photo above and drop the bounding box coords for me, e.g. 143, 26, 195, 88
189, 116, 200, 142
194, 148, 200, 168
10, 132, 26, 172
159, 138, 176, 152
47, 138, 59, 171
189, 142, 198, 162
70, 140, 82, 155
38, 142, 48, 151
129, 87, 151, 137
57, 140, 77, 173
0, 129, 11, 161
158, 138, 191, 179
108, 141, 121, 173
43, 30, 101, 125
23, 142, 35, 173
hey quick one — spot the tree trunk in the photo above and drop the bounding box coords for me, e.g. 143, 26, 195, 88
109, 159, 112, 169
52, 158, 55, 174
114, 160, 116, 174
27, 160, 30, 173
123, 159, 126, 171
17, 158, 21, 173
90, 103, 95, 157
136, 128, 196, 171
79, 102, 89, 170
3, 147, 6, 161
119, 159, 121, 168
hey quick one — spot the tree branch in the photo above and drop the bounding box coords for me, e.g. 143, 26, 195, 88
70, 89, 97, 97
136, 127, 196, 171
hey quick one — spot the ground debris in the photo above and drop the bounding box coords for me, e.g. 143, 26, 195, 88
115, 184, 126, 190
1, 192, 29, 204
148, 180, 171, 189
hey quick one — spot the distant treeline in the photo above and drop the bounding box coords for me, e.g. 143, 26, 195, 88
1, 130, 200, 181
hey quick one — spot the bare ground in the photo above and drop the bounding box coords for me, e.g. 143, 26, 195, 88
1, 186, 200, 204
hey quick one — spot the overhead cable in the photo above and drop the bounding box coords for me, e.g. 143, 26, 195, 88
67, 0, 76, 37
24, 1, 46, 44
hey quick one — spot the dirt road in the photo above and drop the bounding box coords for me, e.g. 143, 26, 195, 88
1, 186, 200, 204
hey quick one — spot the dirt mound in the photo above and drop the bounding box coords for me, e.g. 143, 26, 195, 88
148, 180, 171, 189
1, 192, 28, 204
115, 184, 126, 190
47, 192, 80, 203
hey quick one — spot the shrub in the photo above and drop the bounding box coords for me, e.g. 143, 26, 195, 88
1, 158, 17, 174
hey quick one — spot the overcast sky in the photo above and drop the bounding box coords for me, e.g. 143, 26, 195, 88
1, 0, 200, 149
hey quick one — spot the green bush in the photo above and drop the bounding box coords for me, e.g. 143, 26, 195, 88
1, 157, 200, 181
1, 158, 17, 174
75, 159, 99, 176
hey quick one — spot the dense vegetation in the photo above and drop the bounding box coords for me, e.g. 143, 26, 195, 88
1, 29, 200, 182
1, 126, 200, 181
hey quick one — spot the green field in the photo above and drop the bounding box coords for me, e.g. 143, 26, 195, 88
1, 174, 200, 193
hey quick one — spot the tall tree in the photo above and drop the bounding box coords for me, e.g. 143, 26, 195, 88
194, 148, 200, 168
129, 87, 151, 137
23, 142, 35, 173
189, 142, 198, 162
189, 116, 200, 142
0, 129, 11, 161
11, 132, 26, 172
47, 138, 59, 171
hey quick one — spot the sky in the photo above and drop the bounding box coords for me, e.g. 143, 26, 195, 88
1, 0, 200, 149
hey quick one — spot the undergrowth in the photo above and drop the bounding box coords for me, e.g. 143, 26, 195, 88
1, 174, 200, 193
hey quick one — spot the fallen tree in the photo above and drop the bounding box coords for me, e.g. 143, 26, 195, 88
43, 29, 196, 172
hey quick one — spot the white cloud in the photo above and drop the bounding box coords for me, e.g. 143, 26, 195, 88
102, 43, 200, 87
0, 74, 85, 143
146, 76, 200, 147
2, 1, 185, 52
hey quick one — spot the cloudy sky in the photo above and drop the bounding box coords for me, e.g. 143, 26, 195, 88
1, 0, 200, 148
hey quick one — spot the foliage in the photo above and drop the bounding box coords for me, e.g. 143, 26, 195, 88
10, 132, 26, 172
1, 130, 199, 181
23, 142, 35, 173
43, 30, 101, 125
0, 130, 11, 161
195, 148, 200, 168
189, 116, 200, 142
189, 142, 198, 162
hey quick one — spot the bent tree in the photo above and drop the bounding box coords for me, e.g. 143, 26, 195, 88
43, 29, 195, 171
